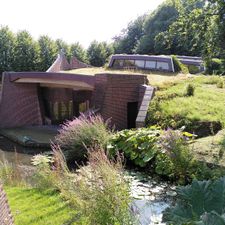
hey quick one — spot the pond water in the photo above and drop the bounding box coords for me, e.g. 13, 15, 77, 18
0, 135, 174, 225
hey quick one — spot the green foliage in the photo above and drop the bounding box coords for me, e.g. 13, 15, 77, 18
113, 15, 146, 54
108, 127, 161, 167
38, 35, 58, 71
0, 26, 15, 73
147, 76, 225, 137
185, 83, 195, 96
163, 177, 225, 225
87, 40, 113, 66
172, 55, 189, 73
188, 65, 200, 74
70, 42, 88, 63
205, 58, 223, 75
58, 148, 134, 225
13, 30, 40, 71
31, 154, 58, 190
135, 0, 179, 54
217, 79, 224, 88
156, 129, 196, 183
56, 114, 112, 161
6, 187, 78, 225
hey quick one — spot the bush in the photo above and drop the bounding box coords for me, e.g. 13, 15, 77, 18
216, 79, 224, 88
185, 83, 195, 96
203, 75, 222, 84
156, 129, 195, 183
55, 114, 112, 161
108, 127, 161, 167
172, 55, 189, 74
188, 65, 200, 74
31, 154, 58, 190
163, 177, 225, 225
57, 147, 135, 225
205, 58, 223, 75
0, 158, 24, 186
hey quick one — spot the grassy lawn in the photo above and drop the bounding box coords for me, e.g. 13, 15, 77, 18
61, 67, 189, 86
147, 75, 225, 135
5, 187, 79, 225
191, 129, 225, 166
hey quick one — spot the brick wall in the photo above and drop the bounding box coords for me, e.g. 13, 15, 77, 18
0, 72, 95, 128
0, 183, 14, 225
0, 73, 42, 128
94, 73, 147, 130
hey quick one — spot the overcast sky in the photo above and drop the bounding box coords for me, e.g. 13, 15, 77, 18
0, 0, 164, 48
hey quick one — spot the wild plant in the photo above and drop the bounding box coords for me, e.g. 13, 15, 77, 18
57, 146, 135, 225
55, 114, 112, 161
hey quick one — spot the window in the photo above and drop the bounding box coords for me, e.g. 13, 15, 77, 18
124, 60, 135, 67
135, 60, 145, 68
145, 60, 156, 69
112, 59, 124, 68
156, 61, 169, 70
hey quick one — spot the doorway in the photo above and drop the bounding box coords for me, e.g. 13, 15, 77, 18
127, 102, 138, 129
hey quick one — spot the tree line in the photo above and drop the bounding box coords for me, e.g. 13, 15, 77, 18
0, 0, 224, 73
113, 0, 225, 69
0, 26, 114, 74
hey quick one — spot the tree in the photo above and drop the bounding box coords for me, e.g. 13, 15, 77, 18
87, 41, 108, 67
0, 26, 16, 74
113, 15, 146, 54
70, 42, 88, 63
38, 35, 58, 71
13, 30, 40, 71
55, 39, 70, 60
134, 0, 179, 54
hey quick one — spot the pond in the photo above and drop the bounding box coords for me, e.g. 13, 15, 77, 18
0, 135, 174, 225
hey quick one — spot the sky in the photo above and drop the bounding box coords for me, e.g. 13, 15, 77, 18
0, 0, 165, 48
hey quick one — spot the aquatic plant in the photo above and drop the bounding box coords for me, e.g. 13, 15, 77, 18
163, 177, 225, 224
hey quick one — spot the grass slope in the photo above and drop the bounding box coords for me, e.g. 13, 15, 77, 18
147, 76, 225, 136
191, 129, 225, 166
5, 187, 78, 225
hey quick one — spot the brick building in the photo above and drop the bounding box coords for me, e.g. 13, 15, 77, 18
0, 53, 153, 129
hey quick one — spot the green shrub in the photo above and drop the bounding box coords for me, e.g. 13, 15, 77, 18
163, 177, 225, 225
56, 114, 112, 161
31, 154, 58, 190
216, 79, 224, 88
108, 127, 161, 167
188, 65, 200, 74
185, 83, 195, 96
205, 58, 223, 75
156, 129, 195, 183
203, 75, 222, 84
172, 55, 189, 74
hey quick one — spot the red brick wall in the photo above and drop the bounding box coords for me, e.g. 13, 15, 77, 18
0, 72, 147, 129
0, 72, 42, 128
94, 73, 147, 130
0, 183, 14, 225
0, 72, 95, 128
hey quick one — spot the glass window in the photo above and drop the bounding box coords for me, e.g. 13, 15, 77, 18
156, 62, 169, 70
145, 60, 156, 69
135, 60, 145, 68
124, 60, 135, 67
112, 59, 124, 68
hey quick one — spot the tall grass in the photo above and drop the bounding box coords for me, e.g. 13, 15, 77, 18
56, 114, 112, 161
50, 145, 135, 225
